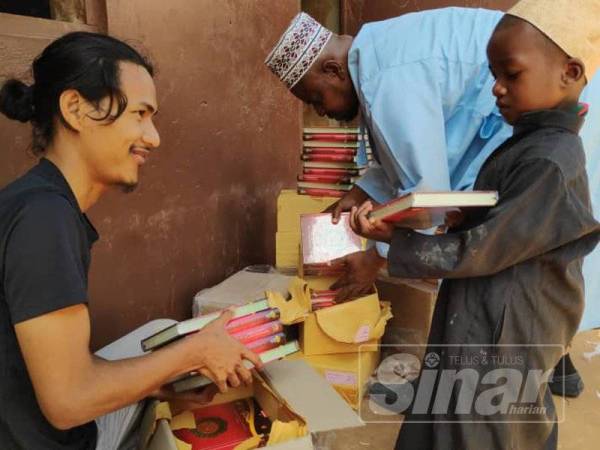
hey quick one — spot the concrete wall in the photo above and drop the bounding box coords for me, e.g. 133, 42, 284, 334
341, 0, 518, 35
0, 0, 301, 348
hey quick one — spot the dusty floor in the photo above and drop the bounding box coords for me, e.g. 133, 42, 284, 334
329, 329, 600, 450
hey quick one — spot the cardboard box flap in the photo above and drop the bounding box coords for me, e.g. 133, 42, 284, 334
261, 360, 363, 433
314, 295, 392, 344
267, 277, 311, 325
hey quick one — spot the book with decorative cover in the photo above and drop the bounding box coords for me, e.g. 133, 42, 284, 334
172, 398, 271, 450
300, 212, 362, 274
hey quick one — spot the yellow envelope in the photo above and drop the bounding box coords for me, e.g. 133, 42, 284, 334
301, 294, 392, 356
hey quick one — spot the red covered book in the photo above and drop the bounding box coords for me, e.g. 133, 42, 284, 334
303, 133, 359, 142
245, 332, 287, 354
230, 320, 283, 345
302, 147, 357, 156
225, 308, 280, 334
302, 153, 361, 163
368, 191, 498, 228
173, 399, 266, 450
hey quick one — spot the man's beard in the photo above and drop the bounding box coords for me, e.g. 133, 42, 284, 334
338, 98, 360, 122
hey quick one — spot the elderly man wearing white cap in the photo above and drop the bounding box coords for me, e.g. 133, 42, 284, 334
265, 5, 599, 298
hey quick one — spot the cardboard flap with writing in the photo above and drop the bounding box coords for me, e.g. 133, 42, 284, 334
261, 360, 363, 433
314, 295, 391, 344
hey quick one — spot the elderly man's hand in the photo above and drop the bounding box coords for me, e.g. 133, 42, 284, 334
324, 185, 371, 224
330, 248, 386, 302
349, 201, 395, 243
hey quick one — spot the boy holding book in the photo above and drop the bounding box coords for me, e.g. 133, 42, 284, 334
347, 1, 599, 449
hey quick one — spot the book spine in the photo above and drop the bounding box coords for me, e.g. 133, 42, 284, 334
298, 174, 356, 184
311, 289, 337, 310
303, 141, 362, 148
231, 320, 283, 344
225, 308, 280, 334
311, 289, 339, 298
302, 153, 357, 163
303, 133, 359, 141
303, 168, 362, 177
302, 147, 357, 156
297, 188, 346, 198
245, 332, 287, 354
311, 295, 337, 303
312, 302, 336, 311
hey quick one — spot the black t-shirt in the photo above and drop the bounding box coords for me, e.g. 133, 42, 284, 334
0, 158, 98, 449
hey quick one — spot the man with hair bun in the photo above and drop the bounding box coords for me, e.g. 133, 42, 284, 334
0, 32, 261, 450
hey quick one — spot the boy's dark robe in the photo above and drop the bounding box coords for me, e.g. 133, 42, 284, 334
391, 109, 600, 450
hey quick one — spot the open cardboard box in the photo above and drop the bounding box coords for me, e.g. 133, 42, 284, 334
274, 275, 392, 357
300, 293, 392, 356
287, 349, 380, 410
140, 360, 363, 450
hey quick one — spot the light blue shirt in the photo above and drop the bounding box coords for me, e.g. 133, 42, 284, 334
348, 7, 600, 329
579, 74, 600, 330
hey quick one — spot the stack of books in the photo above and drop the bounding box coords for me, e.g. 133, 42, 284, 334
310, 289, 338, 311
140, 299, 299, 392
298, 127, 371, 197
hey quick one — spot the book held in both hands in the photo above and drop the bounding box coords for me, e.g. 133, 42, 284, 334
368, 190, 499, 229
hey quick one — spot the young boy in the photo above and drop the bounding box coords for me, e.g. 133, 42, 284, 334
348, 1, 600, 449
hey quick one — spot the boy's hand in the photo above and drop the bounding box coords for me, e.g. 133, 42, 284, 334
349, 201, 394, 243
330, 248, 386, 302
324, 185, 371, 224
